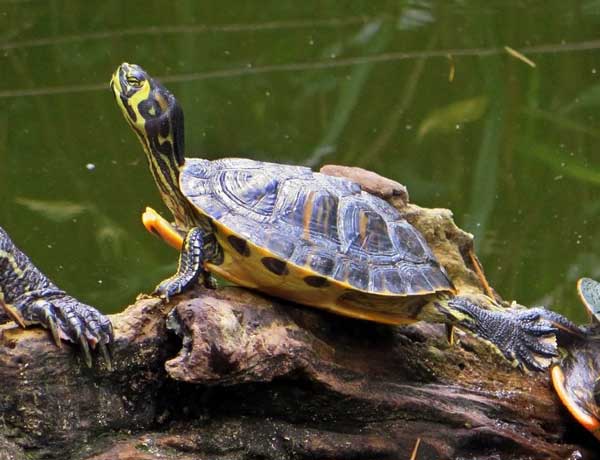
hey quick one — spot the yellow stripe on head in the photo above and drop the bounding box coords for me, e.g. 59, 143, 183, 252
111, 63, 191, 224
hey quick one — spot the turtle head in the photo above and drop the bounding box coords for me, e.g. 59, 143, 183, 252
111, 63, 185, 167
111, 63, 192, 223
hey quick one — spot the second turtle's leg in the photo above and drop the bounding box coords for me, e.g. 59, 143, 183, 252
154, 227, 209, 301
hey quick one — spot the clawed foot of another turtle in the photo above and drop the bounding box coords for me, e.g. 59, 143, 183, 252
1, 295, 114, 370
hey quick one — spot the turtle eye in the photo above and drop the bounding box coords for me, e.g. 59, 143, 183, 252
126, 75, 142, 87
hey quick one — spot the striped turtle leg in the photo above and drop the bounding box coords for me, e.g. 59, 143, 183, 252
0, 226, 113, 368
419, 295, 578, 371
143, 207, 217, 291
154, 227, 213, 301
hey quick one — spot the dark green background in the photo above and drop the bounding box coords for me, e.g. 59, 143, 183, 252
2, 1, 599, 321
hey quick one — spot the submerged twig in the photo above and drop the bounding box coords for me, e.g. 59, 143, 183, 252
504, 46, 536, 68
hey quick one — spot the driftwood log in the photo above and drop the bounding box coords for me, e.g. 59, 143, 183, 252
0, 166, 598, 460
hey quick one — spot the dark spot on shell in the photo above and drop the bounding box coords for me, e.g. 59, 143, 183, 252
227, 235, 250, 257
261, 257, 289, 276
303, 275, 330, 288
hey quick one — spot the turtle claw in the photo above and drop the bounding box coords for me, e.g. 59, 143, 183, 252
525, 307, 584, 343
46, 315, 62, 348
155, 269, 217, 299
10, 294, 114, 369
78, 334, 93, 368
0, 299, 27, 328
154, 277, 186, 303
445, 297, 559, 371
513, 337, 557, 372
501, 309, 559, 371
99, 342, 113, 371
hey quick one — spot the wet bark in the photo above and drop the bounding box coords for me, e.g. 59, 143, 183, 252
0, 166, 597, 460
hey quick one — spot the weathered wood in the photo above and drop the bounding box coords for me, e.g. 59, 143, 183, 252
0, 166, 597, 459
1, 286, 596, 460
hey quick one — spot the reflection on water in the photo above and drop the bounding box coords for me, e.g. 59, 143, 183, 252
1, 2, 599, 321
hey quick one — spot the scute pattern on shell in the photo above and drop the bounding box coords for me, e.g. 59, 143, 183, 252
181, 158, 453, 295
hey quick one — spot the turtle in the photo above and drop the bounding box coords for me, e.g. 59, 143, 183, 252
551, 277, 600, 440
110, 62, 564, 371
0, 225, 113, 368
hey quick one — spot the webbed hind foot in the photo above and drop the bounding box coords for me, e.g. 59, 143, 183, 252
424, 295, 563, 372
447, 298, 561, 371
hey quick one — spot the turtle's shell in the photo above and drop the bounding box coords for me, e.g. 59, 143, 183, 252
180, 158, 453, 302
551, 333, 600, 440
551, 277, 600, 440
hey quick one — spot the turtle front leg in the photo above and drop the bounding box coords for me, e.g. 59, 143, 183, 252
421, 295, 566, 371
4, 290, 114, 369
0, 225, 114, 368
143, 207, 217, 292
154, 227, 212, 301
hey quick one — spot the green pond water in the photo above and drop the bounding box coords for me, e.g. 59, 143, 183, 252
2, 1, 600, 322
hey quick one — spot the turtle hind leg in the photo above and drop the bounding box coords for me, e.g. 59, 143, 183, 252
421, 296, 559, 371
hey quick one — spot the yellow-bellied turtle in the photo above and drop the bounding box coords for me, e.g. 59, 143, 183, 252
111, 62, 563, 371
551, 277, 600, 440
0, 225, 113, 368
